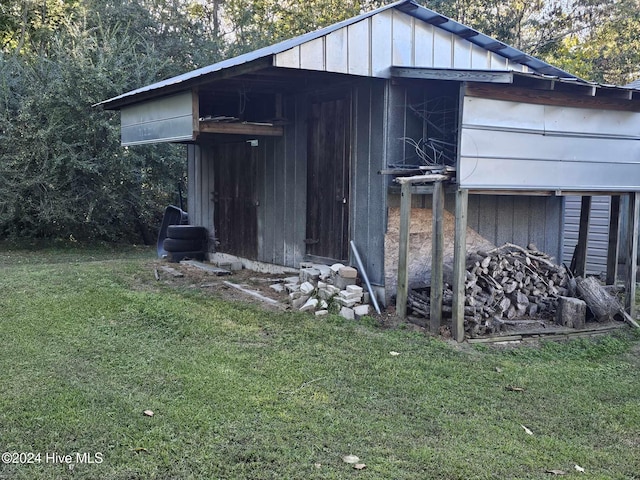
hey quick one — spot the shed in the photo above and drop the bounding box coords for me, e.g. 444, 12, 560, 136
98, 0, 640, 340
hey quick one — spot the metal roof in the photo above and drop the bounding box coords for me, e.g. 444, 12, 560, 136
98, 0, 582, 109
626, 79, 640, 89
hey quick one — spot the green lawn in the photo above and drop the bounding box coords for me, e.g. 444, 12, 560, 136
0, 246, 638, 479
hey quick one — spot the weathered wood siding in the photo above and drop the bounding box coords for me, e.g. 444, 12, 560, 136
187, 78, 388, 286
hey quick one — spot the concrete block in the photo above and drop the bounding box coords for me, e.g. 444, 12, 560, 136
300, 297, 319, 312
340, 306, 355, 320
346, 285, 364, 295
319, 300, 328, 309
339, 290, 362, 302
283, 276, 300, 285
270, 283, 284, 293
315, 309, 329, 317
354, 304, 371, 318
315, 264, 332, 279
285, 283, 300, 293
300, 281, 315, 295
335, 296, 358, 308
555, 296, 586, 329
338, 266, 358, 279
291, 295, 310, 309
289, 291, 304, 301
300, 267, 320, 283
299, 261, 314, 268
330, 263, 346, 273
333, 275, 356, 290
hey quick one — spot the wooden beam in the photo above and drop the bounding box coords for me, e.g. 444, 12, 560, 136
396, 181, 412, 318
452, 189, 469, 342
606, 195, 621, 285
624, 192, 639, 317
391, 67, 514, 84
573, 196, 591, 277
430, 181, 445, 332
465, 83, 640, 112
199, 121, 283, 136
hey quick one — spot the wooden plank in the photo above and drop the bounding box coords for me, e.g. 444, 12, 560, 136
452, 189, 469, 342
396, 181, 412, 318
391, 67, 514, 83
465, 83, 640, 112
574, 196, 592, 277
430, 181, 445, 332
625, 192, 639, 317
199, 122, 284, 136
606, 195, 621, 285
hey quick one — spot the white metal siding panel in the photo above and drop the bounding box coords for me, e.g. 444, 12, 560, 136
433, 28, 453, 68
325, 29, 348, 73
470, 44, 489, 69
121, 91, 193, 145
392, 10, 414, 66
489, 53, 508, 69
460, 96, 640, 191
275, 47, 300, 68
347, 19, 371, 75
371, 10, 393, 75
300, 37, 325, 70
413, 21, 434, 67
562, 196, 611, 274
453, 39, 471, 68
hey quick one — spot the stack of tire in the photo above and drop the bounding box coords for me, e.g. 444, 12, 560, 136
163, 225, 208, 263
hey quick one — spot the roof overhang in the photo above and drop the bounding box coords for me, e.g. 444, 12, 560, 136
391, 67, 640, 103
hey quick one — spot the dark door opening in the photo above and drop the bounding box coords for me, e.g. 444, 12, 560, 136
305, 92, 351, 262
213, 142, 258, 259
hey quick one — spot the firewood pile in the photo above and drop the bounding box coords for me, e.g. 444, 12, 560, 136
408, 243, 570, 337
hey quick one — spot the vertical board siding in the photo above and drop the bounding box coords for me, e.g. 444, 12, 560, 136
274, 9, 529, 78
352, 79, 387, 286
563, 196, 611, 274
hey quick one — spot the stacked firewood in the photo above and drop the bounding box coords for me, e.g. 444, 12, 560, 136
408, 243, 570, 337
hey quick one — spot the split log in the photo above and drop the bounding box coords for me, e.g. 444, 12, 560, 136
575, 276, 621, 322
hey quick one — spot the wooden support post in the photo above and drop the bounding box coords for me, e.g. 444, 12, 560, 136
606, 195, 621, 285
430, 181, 444, 332
624, 192, 639, 318
452, 189, 468, 342
574, 196, 592, 277
396, 181, 412, 318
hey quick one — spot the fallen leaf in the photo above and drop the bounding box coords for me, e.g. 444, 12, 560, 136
506, 386, 525, 392
389, 351, 400, 356
545, 469, 566, 475
342, 454, 360, 464
133, 447, 148, 453
521, 424, 533, 435
143, 410, 154, 417
495, 367, 503, 373
574, 464, 585, 473
354, 463, 367, 470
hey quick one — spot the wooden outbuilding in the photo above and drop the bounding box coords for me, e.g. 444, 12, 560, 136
98, 0, 640, 340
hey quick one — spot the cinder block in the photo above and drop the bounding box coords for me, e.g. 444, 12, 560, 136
291, 295, 310, 309
354, 304, 371, 318
346, 285, 364, 295
340, 306, 355, 320
338, 266, 358, 279
315, 309, 329, 317
300, 298, 319, 312
300, 281, 315, 295
300, 268, 320, 283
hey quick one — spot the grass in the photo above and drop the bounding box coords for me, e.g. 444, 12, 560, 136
0, 246, 638, 479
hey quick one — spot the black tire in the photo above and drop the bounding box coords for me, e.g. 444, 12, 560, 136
163, 237, 204, 252
168, 251, 206, 263
166, 225, 207, 240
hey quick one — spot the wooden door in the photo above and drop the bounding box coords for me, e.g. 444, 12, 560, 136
213, 142, 258, 259
306, 93, 351, 262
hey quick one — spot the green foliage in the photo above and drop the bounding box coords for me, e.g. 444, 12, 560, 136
0, 19, 186, 242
